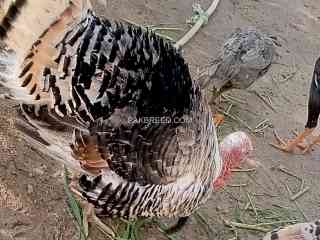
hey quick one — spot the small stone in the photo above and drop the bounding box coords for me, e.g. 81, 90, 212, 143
27, 184, 34, 194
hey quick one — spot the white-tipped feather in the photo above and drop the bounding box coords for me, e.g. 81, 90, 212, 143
16, 114, 88, 174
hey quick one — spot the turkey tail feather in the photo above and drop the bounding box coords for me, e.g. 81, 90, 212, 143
0, 0, 84, 103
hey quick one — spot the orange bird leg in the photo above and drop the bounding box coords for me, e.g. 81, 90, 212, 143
270, 128, 315, 153
213, 113, 225, 126
300, 134, 320, 153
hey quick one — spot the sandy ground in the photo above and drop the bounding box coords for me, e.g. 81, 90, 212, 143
0, 0, 320, 239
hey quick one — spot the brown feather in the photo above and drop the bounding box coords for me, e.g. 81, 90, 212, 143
71, 130, 109, 175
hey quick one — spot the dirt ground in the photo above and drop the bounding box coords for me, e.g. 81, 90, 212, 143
0, 0, 320, 239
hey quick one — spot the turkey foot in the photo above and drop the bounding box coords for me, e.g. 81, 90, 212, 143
213, 113, 225, 126
294, 133, 320, 153
270, 128, 314, 153
83, 203, 116, 238
69, 183, 116, 238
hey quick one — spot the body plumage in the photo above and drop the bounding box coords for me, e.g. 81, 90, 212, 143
0, 0, 222, 219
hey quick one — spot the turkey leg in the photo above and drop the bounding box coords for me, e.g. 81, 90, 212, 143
295, 133, 320, 153
82, 202, 116, 238
69, 183, 116, 238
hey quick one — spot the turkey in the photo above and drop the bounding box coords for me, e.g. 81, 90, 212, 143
198, 27, 279, 125
272, 57, 320, 154
0, 0, 256, 234
261, 220, 320, 240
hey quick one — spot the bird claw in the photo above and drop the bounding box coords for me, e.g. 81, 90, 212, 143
270, 130, 301, 153
270, 129, 315, 154
299, 141, 319, 154
272, 129, 287, 145
269, 142, 293, 153
302, 147, 311, 154
289, 129, 319, 153
77, 201, 116, 239
270, 130, 292, 152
